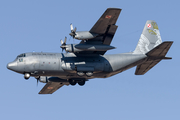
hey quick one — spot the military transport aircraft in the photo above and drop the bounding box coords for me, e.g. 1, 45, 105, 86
7, 8, 173, 94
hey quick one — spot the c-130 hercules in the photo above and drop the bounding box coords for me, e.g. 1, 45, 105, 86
7, 8, 173, 94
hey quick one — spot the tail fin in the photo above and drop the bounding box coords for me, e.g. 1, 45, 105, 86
134, 20, 162, 54
134, 20, 173, 75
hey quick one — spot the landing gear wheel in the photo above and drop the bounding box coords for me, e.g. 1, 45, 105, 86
24, 73, 30, 80
69, 79, 77, 86
78, 80, 85, 86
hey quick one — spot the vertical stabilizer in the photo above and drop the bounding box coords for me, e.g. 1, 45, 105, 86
134, 20, 162, 54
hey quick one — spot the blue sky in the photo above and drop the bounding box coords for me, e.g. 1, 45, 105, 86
0, 0, 179, 120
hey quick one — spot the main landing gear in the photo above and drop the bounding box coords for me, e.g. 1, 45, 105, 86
69, 79, 86, 86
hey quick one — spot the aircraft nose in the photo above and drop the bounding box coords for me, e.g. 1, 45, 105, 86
7, 62, 17, 71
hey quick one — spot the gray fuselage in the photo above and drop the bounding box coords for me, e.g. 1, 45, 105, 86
7, 52, 147, 80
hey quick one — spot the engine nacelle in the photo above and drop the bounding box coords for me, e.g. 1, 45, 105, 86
74, 31, 98, 40
39, 76, 68, 83
39, 76, 48, 83
65, 44, 82, 53
64, 44, 115, 53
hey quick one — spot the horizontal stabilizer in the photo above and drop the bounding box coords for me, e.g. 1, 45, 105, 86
146, 41, 173, 58
135, 41, 173, 75
135, 59, 161, 75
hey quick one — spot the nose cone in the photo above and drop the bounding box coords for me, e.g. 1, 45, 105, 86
7, 62, 17, 71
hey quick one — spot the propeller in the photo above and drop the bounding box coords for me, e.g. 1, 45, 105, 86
37, 79, 39, 86
69, 23, 77, 38
60, 37, 67, 52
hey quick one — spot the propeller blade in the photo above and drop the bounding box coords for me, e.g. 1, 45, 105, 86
69, 33, 74, 36
60, 39, 63, 45
60, 37, 67, 52
70, 24, 73, 31
69, 24, 77, 39
64, 37, 67, 44
37, 79, 38, 86
74, 27, 77, 33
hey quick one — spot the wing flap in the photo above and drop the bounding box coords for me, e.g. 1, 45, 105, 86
103, 25, 118, 45
39, 82, 69, 94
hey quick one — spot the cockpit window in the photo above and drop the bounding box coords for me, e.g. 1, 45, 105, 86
17, 53, 26, 58
19, 58, 23, 62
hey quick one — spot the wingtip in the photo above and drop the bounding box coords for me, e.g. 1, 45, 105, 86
107, 8, 122, 10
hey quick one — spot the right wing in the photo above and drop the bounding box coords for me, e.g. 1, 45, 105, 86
39, 81, 69, 94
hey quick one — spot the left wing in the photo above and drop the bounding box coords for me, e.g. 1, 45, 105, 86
39, 81, 69, 94
79, 8, 121, 55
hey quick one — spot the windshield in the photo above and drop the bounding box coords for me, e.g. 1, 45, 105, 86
14, 53, 26, 62
17, 53, 26, 58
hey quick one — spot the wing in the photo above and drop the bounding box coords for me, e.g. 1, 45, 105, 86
79, 8, 121, 55
39, 81, 69, 94
135, 41, 173, 75
90, 8, 122, 34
